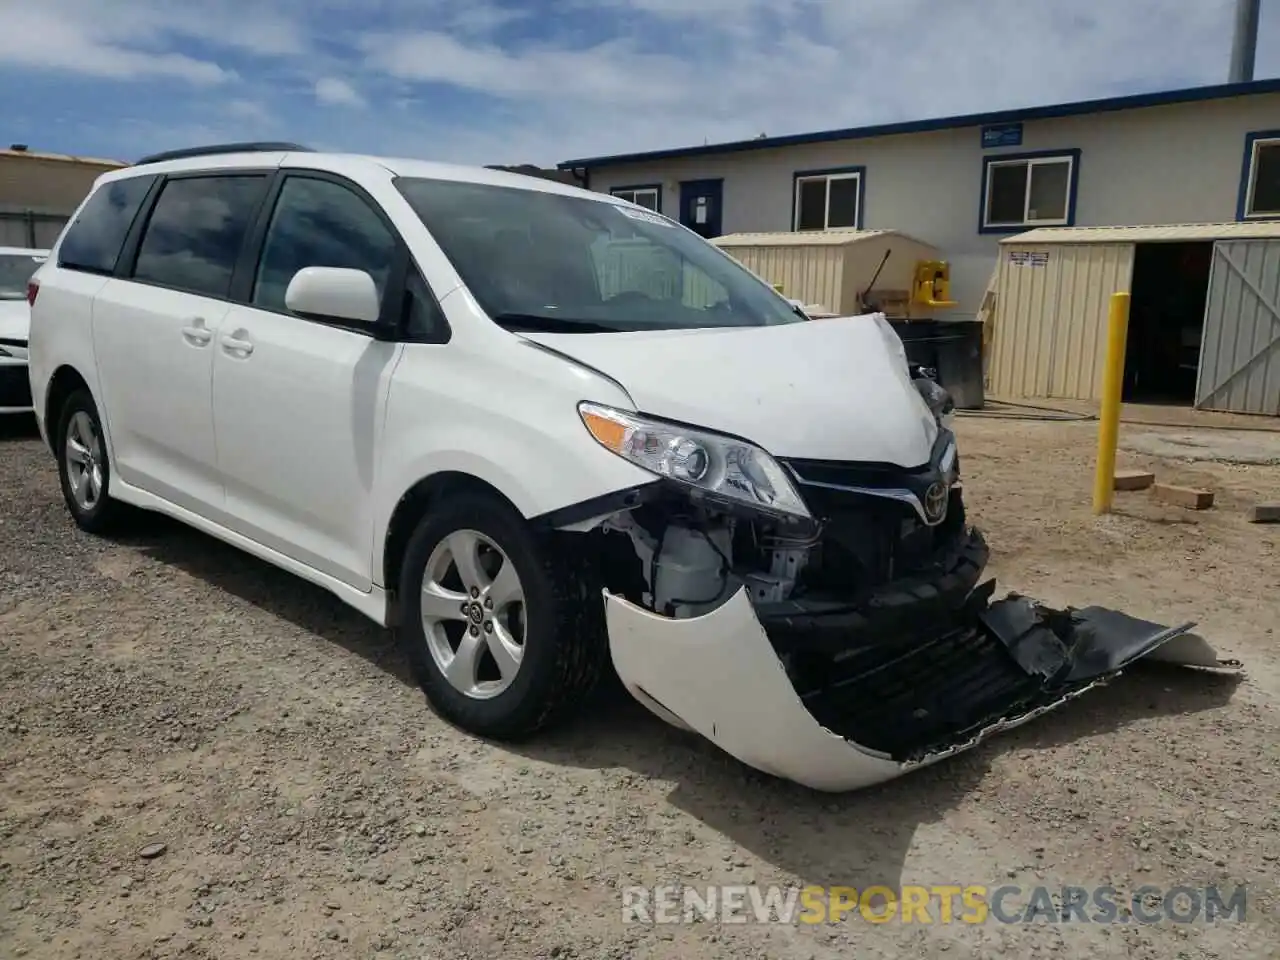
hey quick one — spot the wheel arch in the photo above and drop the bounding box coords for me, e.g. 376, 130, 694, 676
43, 364, 94, 454
381, 471, 524, 609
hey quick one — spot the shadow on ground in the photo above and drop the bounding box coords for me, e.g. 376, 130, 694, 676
118, 513, 1240, 891
121, 512, 414, 688
509, 662, 1240, 888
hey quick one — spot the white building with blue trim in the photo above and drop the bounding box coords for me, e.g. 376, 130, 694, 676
558, 79, 1280, 320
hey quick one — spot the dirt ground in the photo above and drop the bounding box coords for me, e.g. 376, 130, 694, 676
1, 411, 1278, 959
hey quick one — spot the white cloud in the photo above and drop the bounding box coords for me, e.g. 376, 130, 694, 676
361, 0, 1260, 165
365, 33, 691, 107
223, 99, 277, 124
315, 77, 366, 107
4, 0, 1278, 167
0, 4, 232, 84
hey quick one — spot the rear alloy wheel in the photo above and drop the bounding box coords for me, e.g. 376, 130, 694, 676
397, 492, 606, 741
56, 389, 126, 534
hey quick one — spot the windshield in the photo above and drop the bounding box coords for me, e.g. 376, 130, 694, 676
394, 177, 803, 333
0, 253, 45, 300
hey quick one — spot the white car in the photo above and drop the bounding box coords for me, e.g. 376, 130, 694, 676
26, 144, 1227, 791
0, 245, 48, 413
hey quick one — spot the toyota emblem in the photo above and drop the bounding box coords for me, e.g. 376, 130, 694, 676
923, 482, 949, 524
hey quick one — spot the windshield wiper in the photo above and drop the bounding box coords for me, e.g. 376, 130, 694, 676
490, 312, 622, 334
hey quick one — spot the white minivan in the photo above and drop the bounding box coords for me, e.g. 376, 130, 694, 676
27, 144, 1221, 791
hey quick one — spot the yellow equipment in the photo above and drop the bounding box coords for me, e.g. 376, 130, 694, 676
912, 260, 959, 309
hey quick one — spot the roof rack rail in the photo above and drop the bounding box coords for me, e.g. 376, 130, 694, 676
134, 142, 315, 166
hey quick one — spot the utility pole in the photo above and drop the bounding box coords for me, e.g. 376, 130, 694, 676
1229, 0, 1261, 83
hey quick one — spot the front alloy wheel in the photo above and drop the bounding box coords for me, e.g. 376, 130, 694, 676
420, 529, 527, 700
396, 492, 607, 741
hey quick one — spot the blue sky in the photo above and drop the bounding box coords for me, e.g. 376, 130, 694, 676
4, 0, 1279, 167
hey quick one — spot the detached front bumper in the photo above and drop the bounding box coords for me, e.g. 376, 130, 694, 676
603, 563, 1232, 793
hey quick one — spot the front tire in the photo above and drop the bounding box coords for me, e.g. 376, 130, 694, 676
396, 492, 606, 741
55, 389, 127, 534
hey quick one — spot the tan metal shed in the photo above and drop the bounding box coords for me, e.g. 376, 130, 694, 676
711, 229, 941, 317
988, 222, 1280, 415
0, 147, 125, 247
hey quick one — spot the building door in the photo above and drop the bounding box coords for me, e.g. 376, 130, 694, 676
679, 179, 723, 239
1195, 239, 1280, 415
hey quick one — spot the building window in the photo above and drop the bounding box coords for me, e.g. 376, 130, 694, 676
793, 167, 863, 230
1240, 131, 1280, 219
981, 151, 1079, 232
610, 185, 661, 211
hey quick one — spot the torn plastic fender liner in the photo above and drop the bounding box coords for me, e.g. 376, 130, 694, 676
603, 587, 1231, 793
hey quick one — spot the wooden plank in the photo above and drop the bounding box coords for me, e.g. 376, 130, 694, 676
1153, 484, 1214, 510
1113, 469, 1155, 491
1248, 503, 1280, 523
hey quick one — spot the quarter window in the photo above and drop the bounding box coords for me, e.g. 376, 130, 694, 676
252, 176, 396, 314
610, 187, 660, 211
57, 175, 156, 275
400, 266, 448, 342
983, 154, 1075, 229
794, 171, 861, 231
1242, 134, 1280, 218
132, 175, 267, 298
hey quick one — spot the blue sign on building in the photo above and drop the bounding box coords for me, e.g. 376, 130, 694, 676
982, 123, 1023, 148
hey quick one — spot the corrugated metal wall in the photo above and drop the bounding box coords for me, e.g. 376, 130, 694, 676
720, 246, 847, 313
0, 210, 66, 248
1196, 239, 1280, 415
594, 238, 723, 308
988, 243, 1134, 400
0, 155, 110, 212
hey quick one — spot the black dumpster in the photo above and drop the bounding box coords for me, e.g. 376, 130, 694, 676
887, 318, 985, 411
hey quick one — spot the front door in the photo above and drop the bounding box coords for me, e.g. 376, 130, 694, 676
211, 172, 403, 591
679, 179, 724, 239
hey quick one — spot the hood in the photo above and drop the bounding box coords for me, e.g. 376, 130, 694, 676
521, 315, 938, 467
0, 299, 29, 343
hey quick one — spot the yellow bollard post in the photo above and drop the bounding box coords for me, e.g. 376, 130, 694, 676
1092, 292, 1131, 515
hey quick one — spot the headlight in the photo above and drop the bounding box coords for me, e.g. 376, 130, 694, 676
578, 401, 811, 520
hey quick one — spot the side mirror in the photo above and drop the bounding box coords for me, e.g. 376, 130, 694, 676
285, 266, 380, 325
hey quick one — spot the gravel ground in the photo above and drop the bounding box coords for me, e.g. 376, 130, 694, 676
1, 411, 1278, 959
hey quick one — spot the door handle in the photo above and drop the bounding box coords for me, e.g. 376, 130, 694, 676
181, 321, 212, 346
220, 334, 254, 357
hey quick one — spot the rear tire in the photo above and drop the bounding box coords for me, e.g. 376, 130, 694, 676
55, 389, 127, 535
396, 492, 606, 741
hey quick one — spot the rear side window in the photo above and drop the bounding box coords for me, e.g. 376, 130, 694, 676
252, 176, 396, 313
57, 175, 155, 275
132, 175, 268, 299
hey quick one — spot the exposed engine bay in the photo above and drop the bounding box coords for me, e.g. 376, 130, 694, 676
592, 365, 963, 621
564, 369, 1236, 787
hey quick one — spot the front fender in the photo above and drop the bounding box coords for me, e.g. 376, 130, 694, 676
372, 341, 653, 587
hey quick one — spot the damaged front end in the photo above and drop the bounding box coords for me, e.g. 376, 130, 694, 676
562, 399, 1234, 793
